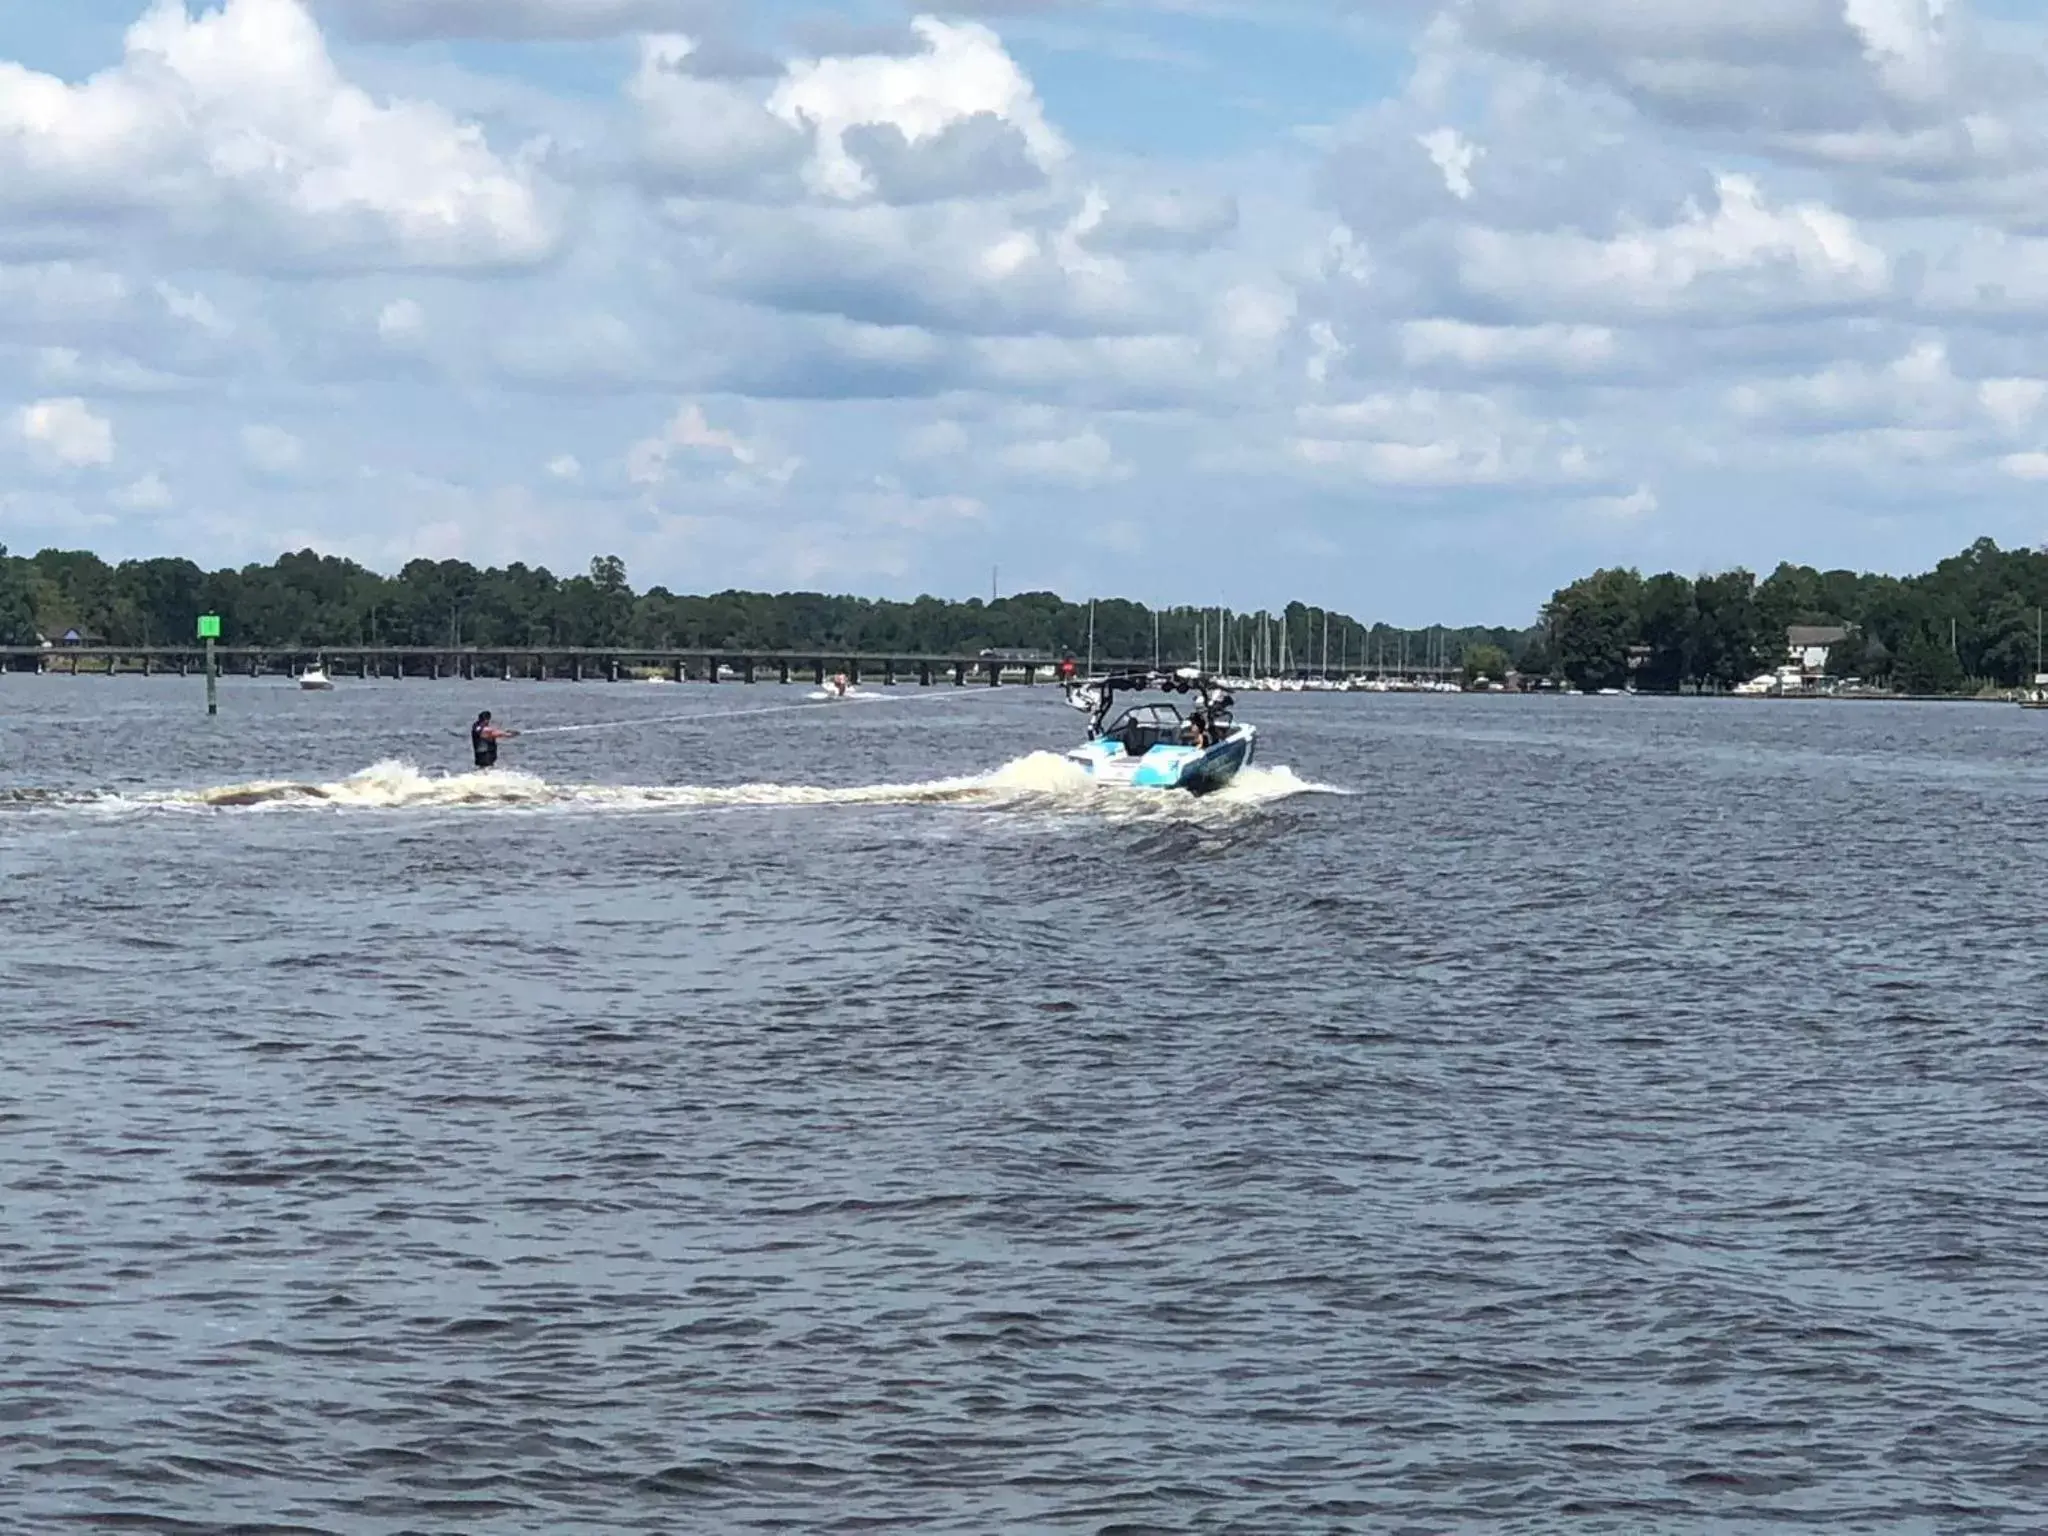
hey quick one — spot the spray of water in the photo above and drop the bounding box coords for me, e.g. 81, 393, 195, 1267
54, 753, 1339, 819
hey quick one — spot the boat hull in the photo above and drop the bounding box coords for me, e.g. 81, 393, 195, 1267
1066, 724, 1255, 794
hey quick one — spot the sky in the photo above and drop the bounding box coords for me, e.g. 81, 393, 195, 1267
1, 0, 2044, 625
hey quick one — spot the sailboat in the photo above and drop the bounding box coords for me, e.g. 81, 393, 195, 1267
2019, 608, 2048, 708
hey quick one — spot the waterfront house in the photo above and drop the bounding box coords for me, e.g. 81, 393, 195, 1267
1787, 624, 1850, 678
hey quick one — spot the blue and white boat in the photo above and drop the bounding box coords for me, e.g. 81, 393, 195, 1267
1061, 668, 1256, 794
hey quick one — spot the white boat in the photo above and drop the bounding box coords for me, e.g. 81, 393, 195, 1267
1061, 668, 1255, 794
2019, 612, 2048, 707
296, 663, 334, 691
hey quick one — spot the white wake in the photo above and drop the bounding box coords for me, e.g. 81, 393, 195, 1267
102, 752, 1341, 817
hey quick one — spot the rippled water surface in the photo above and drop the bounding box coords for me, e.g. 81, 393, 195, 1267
5, 675, 2048, 1533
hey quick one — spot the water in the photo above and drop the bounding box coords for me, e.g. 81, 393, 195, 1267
4, 675, 2047, 1533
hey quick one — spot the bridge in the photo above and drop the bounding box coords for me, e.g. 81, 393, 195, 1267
4, 645, 1110, 685
0, 645, 1464, 686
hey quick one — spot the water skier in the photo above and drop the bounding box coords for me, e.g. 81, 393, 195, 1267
471, 710, 518, 769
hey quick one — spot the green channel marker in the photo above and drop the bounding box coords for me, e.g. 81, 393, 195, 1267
198, 614, 220, 715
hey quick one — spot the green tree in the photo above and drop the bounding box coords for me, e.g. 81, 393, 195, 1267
1894, 625, 1964, 694
1462, 643, 1510, 685
1636, 572, 1696, 692
587, 555, 632, 646
0, 546, 41, 649
1974, 596, 2041, 686
1690, 569, 1763, 688
1544, 567, 1642, 691
1825, 627, 1881, 681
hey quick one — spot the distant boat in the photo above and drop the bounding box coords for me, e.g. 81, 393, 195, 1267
2020, 610, 2048, 708
296, 663, 334, 691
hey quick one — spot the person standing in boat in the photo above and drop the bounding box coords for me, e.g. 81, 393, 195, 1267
471, 710, 517, 770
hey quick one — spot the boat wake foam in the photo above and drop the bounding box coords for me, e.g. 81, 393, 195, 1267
39, 753, 1340, 818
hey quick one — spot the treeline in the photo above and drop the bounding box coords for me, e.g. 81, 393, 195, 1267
0, 544, 1517, 668
10, 538, 2032, 689
1536, 537, 2048, 693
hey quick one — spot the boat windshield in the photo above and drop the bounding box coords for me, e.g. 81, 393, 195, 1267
1102, 702, 1190, 756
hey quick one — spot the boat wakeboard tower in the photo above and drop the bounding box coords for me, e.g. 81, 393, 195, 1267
1063, 666, 1236, 737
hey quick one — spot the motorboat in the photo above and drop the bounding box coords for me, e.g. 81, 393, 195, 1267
296, 663, 334, 691
1061, 667, 1255, 794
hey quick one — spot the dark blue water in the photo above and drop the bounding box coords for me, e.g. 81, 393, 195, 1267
4, 675, 2046, 1532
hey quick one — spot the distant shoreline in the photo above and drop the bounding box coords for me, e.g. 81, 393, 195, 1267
1, 667, 2024, 706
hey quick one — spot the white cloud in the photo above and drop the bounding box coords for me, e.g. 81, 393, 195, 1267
1304, 320, 1346, 386
704, 196, 1147, 340
35, 346, 187, 393
2002, 452, 2048, 481
1086, 518, 1142, 554
627, 401, 799, 491
377, 298, 424, 341
1724, 339, 2048, 455
1979, 378, 2048, 434
0, 265, 134, 336
846, 482, 986, 529
319, 0, 711, 40
903, 418, 969, 459
1212, 283, 1297, 372
1580, 484, 1658, 519
544, 453, 582, 479
766, 17, 1065, 201
17, 397, 115, 468
1458, 174, 1890, 319
1400, 319, 1617, 375
1842, 0, 1953, 101
155, 281, 232, 335
1418, 126, 1480, 200
242, 423, 305, 474
996, 427, 1129, 487
1075, 187, 1237, 253
1289, 389, 1598, 489
0, 0, 556, 269
112, 470, 174, 510
631, 35, 805, 193
1728, 338, 1966, 431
